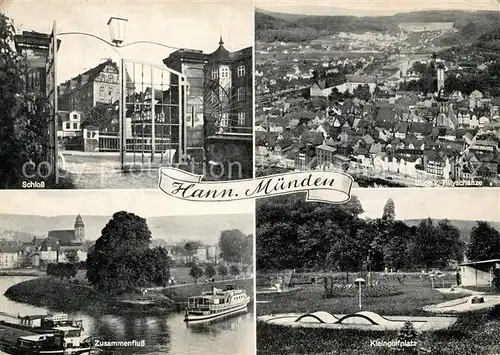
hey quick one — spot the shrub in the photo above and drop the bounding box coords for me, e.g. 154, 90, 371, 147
492, 269, 500, 292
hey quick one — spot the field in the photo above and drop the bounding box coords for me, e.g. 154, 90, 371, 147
72, 266, 248, 286
256, 271, 500, 355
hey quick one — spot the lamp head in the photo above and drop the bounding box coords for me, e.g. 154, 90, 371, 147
107, 17, 128, 46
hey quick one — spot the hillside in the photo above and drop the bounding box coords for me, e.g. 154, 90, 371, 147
403, 219, 500, 243
0, 213, 253, 245
255, 8, 500, 43
475, 27, 500, 50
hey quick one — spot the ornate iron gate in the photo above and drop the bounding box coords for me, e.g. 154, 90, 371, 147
119, 59, 188, 170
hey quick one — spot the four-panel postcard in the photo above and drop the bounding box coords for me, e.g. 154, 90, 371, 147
0, 0, 499, 354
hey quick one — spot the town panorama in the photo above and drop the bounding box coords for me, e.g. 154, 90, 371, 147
254, 8, 500, 188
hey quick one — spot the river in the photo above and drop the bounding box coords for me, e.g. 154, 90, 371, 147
0, 276, 255, 355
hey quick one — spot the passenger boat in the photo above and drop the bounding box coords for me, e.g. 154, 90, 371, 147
0, 314, 95, 354
184, 284, 251, 323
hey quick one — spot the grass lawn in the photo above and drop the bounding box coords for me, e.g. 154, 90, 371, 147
68, 266, 247, 285
163, 278, 254, 302
257, 273, 464, 317
169, 266, 249, 284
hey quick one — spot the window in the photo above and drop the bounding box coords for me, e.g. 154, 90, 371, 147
238, 112, 246, 126
65, 122, 71, 130
237, 87, 246, 101
237, 65, 245, 77
99, 87, 105, 99
221, 67, 230, 78
73, 123, 78, 130
211, 69, 218, 80
108, 74, 114, 83
220, 113, 229, 127
72, 114, 78, 120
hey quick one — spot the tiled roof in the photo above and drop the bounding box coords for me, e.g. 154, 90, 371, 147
48, 230, 76, 246
316, 144, 337, 153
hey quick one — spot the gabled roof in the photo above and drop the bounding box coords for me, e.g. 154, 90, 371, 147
48, 230, 76, 246
316, 144, 337, 153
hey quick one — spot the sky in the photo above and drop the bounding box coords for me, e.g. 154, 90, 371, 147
0, 189, 254, 217
1, 0, 254, 84
354, 188, 500, 221
256, 0, 500, 16
0, 188, 498, 222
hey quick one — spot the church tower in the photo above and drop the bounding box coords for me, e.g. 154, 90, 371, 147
437, 68, 445, 95
74, 214, 85, 243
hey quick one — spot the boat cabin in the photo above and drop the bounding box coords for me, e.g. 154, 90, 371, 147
187, 285, 247, 311
18, 315, 45, 328
53, 326, 83, 347
42, 314, 84, 330
18, 313, 83, 330
17, 333, 57, 350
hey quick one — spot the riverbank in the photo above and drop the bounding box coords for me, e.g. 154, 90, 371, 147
5, 277, 254, 316
0, 271, 43, 277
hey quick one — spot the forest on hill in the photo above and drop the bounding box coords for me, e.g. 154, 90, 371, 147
255, 9, 500, 44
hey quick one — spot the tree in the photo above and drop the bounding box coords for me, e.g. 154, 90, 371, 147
492, 269, 500, 292
218, 230, 252, 264
0, 14, 72, 188
411, 218, 459, 271
205, 264, 216, 279
466, 221, 500, 261
141, 247, 171, 287
47, 263, 77, 280
189, 265, 204, 284
230, 265, 241, 278
383, 221, 411, 270
183, 240, 203, 256
81, 103, 117, 130
353, 84, 371, 102
65, 250, 79, 264
217, 265, 228, 280
86, 211, 162, 293
382, 198, 396, 221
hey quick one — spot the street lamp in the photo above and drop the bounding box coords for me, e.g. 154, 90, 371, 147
428, 273, 435, 289
107, 17, 128, 46
354, 278, 365, 311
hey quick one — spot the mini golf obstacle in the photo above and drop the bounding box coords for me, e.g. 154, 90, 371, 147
423, 295, 500, 313
257, 270, 301, 294
258, 311, 457, 332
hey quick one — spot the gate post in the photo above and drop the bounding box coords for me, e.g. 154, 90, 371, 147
178, 79, 183, 164
150, 65, 155, 162
119, 58, 125, 170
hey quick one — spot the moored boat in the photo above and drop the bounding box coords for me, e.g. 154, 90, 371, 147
0, 314, 95, 355
184, 284, 251, 323
0, 313, 84, 334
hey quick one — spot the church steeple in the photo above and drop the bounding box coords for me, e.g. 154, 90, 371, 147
74, 214, 84, 243
219, 36, 224, 46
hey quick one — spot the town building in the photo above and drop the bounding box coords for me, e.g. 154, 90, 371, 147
459, 259, 500, 287
0, 245, 20, 269
164, 38, 253, 180
33, 215, 88, 266
58, 59, 122, 112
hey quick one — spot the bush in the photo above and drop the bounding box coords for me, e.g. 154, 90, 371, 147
324, 282, 402, 298
492, 269, 500, 291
